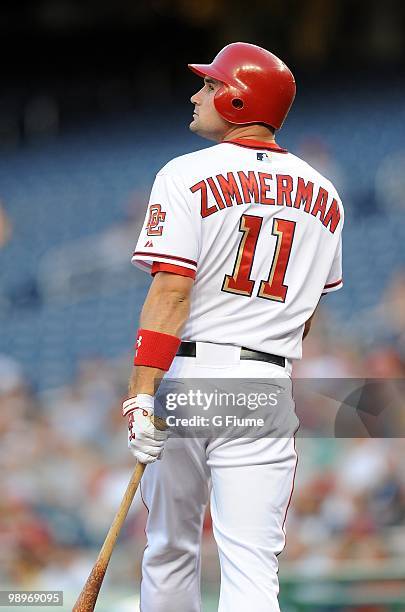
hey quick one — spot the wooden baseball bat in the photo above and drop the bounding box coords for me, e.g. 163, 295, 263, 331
72, 461, 146, 611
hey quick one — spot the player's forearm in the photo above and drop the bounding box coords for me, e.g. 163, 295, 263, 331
128, 298, 190, 396
128, 273, 193, 396
139, 281, 191, 337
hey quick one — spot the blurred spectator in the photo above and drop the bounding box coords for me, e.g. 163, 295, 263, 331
295, 135, 346, 194
374, 270, 405, 349
0, 201, 12, 248
375, 150, 405, 212
0, 353, 24, 395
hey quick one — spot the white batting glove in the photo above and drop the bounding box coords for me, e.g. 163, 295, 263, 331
122, 394, 167, 464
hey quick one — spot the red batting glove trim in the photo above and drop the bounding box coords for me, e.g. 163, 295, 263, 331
122, 396, 153, 417
134, 328, 181, 371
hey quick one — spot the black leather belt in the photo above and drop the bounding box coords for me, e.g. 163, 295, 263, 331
177, 341, 285, 368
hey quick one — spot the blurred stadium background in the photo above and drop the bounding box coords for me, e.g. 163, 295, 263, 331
1, 1, 405, 610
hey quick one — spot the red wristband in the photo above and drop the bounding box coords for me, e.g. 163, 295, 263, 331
134, 328, 181, 371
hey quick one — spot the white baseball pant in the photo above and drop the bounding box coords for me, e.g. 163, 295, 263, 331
139, 342, 298, 612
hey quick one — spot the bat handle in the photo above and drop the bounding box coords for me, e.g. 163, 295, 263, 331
72, 461, 146, 611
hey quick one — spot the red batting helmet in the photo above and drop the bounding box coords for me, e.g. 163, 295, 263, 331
188, 42, 296, 130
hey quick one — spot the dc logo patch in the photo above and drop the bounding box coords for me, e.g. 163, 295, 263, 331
146, 204, 166, 236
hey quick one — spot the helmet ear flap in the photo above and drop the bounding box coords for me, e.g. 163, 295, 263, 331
214, 84, 247, 123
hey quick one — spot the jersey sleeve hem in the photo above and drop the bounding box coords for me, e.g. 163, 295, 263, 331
151, 262, 196, 279
322, 278, 343, 294
131, 251, 197, 273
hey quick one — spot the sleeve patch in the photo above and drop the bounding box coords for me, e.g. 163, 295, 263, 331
146, 204, 166, 236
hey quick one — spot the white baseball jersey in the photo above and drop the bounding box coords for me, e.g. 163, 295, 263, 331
132, 138, 343, 360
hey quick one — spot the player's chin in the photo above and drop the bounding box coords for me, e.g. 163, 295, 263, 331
189, 118, 199, 132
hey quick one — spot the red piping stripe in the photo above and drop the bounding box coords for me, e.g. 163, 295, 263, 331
275, 433, 299, 562
133, 251, 197, 267
324, 278, 343, 289
151, 262, 196, 279
282, 436, 298, 532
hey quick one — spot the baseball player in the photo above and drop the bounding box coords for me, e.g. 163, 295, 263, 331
124, 42, 343, 611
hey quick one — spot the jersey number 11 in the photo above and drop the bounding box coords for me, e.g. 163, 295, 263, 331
222, 214, 296, 302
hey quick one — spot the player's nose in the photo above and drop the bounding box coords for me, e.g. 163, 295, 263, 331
190, 89, 202, 105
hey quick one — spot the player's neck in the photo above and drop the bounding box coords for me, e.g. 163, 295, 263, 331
221, 124, 276, 144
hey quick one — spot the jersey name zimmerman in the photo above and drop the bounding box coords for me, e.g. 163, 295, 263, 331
132, 141, 344, 360
190, 170, 340, 233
